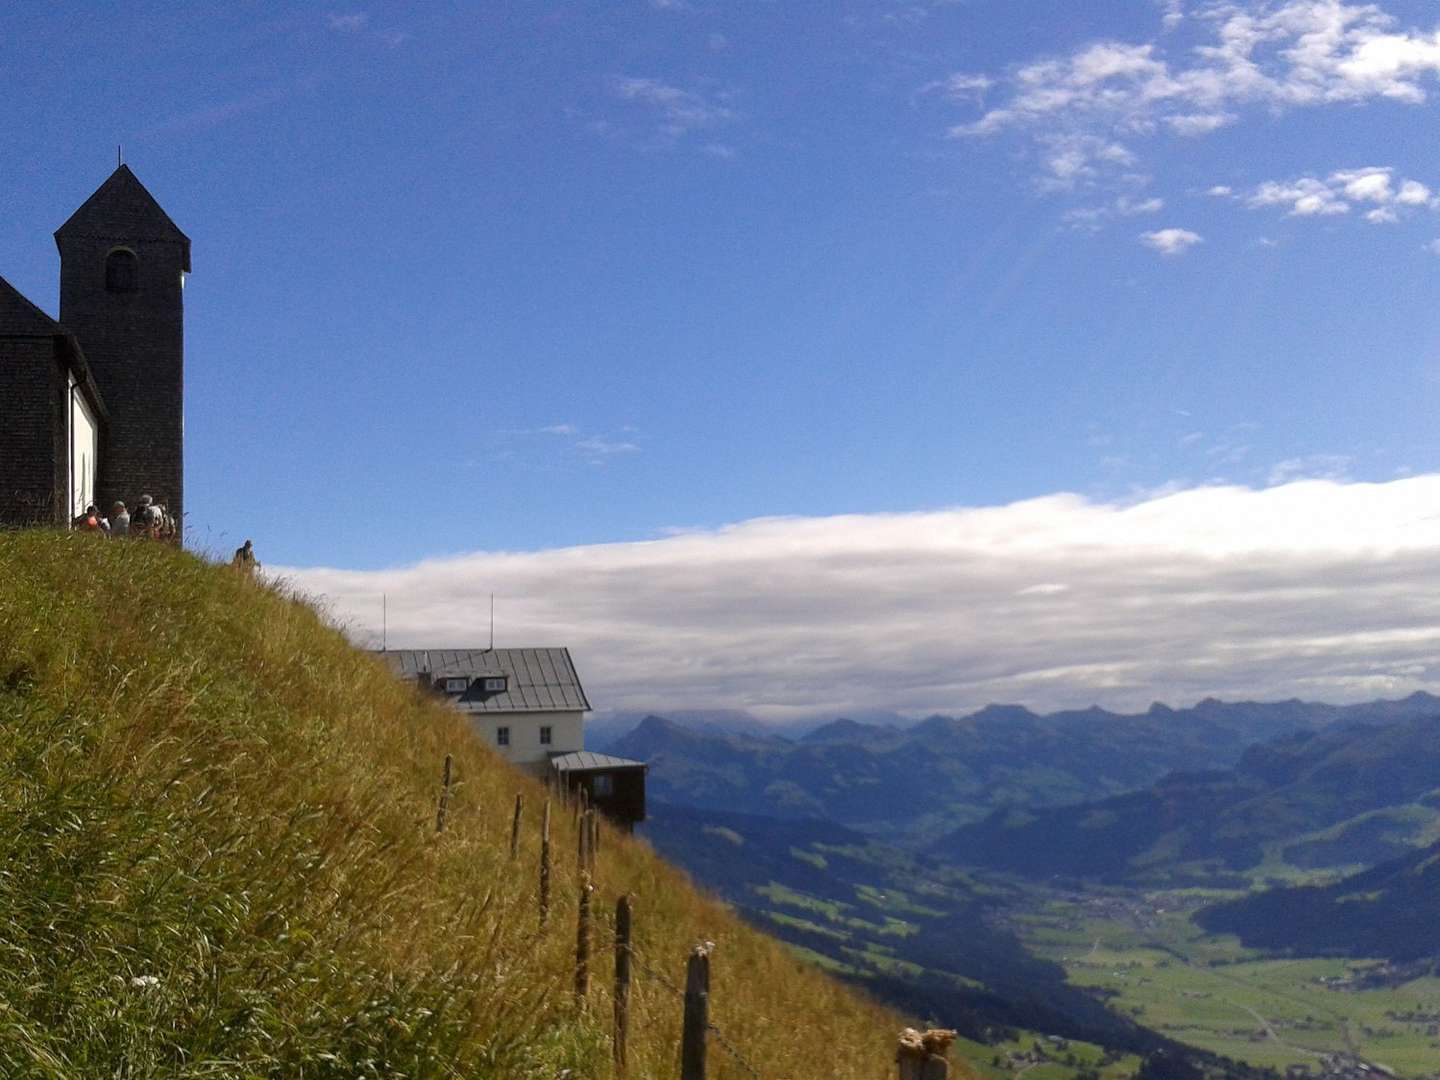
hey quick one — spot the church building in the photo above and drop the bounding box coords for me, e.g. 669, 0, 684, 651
0, 165, 190, 532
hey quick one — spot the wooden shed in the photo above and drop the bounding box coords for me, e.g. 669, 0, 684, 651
550, 751, 647, 832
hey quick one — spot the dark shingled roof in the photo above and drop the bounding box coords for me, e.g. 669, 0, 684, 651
549, 751, 647, 773
0, 275, 107, 418
55, 165, 192, 272
379, 648, 591, 713
0, 275, 62, 337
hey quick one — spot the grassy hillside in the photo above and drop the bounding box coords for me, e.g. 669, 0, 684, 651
0, 531, 942, 1078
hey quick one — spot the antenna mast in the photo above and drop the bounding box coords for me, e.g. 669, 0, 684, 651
382, 593, 387, 652
489, 593, 494, 651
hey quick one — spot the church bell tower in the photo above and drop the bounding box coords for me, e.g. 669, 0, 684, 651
54, 165, 191, 532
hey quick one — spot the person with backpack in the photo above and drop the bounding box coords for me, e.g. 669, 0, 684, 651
132, 495, 159, 539
74, 504, 108, 535
110, 501, 130, 538
231, 539, 259, 576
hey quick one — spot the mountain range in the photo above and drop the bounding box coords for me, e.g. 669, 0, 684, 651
935, 704, 1440, 885
608, 693, 1440, 846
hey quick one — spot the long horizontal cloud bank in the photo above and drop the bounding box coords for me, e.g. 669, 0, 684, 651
281, 477, 1440, 721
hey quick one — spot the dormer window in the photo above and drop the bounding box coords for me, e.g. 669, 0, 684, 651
105, 248, 138, 292
483, 676, 506, 692
444, 677, 469, 694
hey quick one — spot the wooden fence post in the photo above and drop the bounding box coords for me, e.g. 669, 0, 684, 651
896, 1028, 955, 1080
581, 809, 597, 875
540, 799, 552, 926
592, 810, 601, 861
510, 793, 523, 859
575, 872, 593, 1001
435, 753, 452, 833
680, 944, 710, 1080
578, 807, 589, 871
614, 894, 633, 1075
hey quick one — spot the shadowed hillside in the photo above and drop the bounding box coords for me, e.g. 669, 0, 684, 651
0, 532, 940, 1078
1197, 838, 1440, 961
934, 713, 1440, 885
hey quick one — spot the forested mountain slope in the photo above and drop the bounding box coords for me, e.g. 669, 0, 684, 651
936, 714, 1440, 884
1197, 839, 1440, 961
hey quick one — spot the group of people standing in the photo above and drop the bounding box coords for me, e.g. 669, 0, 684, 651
73, 500, 258, 576
74, 495, 173, 541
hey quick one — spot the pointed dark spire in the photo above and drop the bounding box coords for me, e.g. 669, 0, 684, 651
54, 165, 190, 271
0, 275, 62, 336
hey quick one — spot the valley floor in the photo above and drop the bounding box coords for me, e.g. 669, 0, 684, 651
1011, 888, 1440, 1079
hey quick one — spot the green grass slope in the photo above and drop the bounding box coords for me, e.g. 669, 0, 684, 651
0, 532, 941, 1078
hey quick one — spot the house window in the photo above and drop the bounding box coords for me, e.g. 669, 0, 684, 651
483, 677, 506, 692
540, 726, 552, 745
105, 248, 138, 292
592, 774, 614, 798
496, 726, 510, 747
444, 677, 468, 693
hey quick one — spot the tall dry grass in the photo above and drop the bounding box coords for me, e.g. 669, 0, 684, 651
0, 532, 958, 1078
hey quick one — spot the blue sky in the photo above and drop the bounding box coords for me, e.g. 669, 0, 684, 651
6, 2, 1440, 714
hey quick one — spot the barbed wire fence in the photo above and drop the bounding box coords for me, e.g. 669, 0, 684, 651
433, 762, 956, 1079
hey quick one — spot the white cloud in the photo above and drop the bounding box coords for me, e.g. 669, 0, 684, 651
326, 12, 369, 32
1140, 227, 1203, 255
1166, 112, 1236, 135
284, 476, 1440, 720
938, 73, 994, 102
1063, 194, 1164, 230
1397, 178, 1433, 204
1246, 166, 1435, 222
945, 2, 1440, 186
1268, 453, 1352, 485
576, 437, 641, 462
1250, 177, 1351, 216
1427, 238, 1440, 254
1206, 184, 1234, 197
610, 77, 737, 140
1037, 134, 1136, 189
539, 424, 579, 436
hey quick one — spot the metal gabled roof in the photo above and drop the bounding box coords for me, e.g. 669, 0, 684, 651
379, 648, 591, 713
549, 751, 646, 773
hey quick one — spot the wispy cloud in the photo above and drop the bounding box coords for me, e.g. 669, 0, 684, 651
489, 424, 642, 468
576, 437, 641, 464
944, 1, 1440, 188
285, 475, 1440, 720
1268, 453, 1352, 485
1064, 194, 1165, 230
609, 76, 737, 142
326, 12, 369, 33
1140, 227, 1203, 255
326, 11, 408, 46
